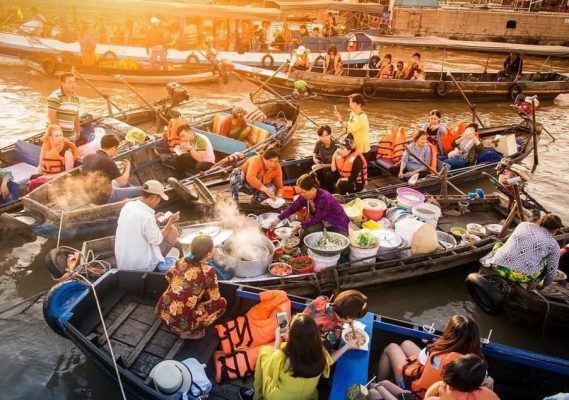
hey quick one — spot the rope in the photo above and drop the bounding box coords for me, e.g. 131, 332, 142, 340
56, 210, 64, 249
53, 246, 111, 283
531, 289, 552, 341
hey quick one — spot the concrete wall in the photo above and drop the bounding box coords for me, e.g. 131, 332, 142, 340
391, 7, 569, 44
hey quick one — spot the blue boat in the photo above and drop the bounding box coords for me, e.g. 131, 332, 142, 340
43, 269, 569, 400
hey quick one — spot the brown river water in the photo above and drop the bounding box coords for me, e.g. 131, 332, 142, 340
1, 48, 569, 399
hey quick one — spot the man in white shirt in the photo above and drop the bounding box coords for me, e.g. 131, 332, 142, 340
115, 180, 180, 271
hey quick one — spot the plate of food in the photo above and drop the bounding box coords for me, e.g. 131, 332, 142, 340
555, 270, 567, 282
450, 226, 467, 238
461, 233, 481, 245
341, 323, 369, 351
466, 223, 487, 236
485, 224, 504, 235
265, 197, 285, 209
268, 262, 292, 277
274, 227, 294, 239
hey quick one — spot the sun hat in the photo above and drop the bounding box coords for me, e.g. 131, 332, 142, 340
148, 360, 192, 395
338, 137, 354, 150
143, 180, 169, 201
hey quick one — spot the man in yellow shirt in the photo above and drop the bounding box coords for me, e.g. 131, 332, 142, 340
334, 94, 370, 153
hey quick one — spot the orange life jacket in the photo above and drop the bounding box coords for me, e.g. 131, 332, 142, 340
41, 139, 77, 175
376, 63, 394, 79
214, 344, 268, 383
335, 151, 368, 185
215, 290, 291, 354
377, 127, 407, 164
427, 142, 438, 172
441, 122, 467, 155
296, 52, 309, 68
280, 185, 299, 200
404, 351, 462, 398
164, 117, 190, 152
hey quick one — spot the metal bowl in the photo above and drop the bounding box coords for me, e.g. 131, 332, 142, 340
303, 231, 349, 257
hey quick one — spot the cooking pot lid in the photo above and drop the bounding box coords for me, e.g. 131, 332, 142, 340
179, 226, 232, 247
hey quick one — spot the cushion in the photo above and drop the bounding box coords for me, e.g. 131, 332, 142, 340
211, 113, 226, 135
5, 162, 38, 185
14, 140, 41, 167
375, 158, 396, 170
249, 126, 271, 145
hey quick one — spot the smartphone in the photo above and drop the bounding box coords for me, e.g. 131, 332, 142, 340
157, 211, 173, 224
276, 312, 289, 337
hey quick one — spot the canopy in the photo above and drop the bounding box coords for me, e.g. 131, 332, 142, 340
363, 34, 569, 57
270, 0, 385, 14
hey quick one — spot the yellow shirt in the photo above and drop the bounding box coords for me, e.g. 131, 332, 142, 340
254, 344, 333, 400
347, 111, 370, 153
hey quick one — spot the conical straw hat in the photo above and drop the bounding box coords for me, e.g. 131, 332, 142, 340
411, 223, 439, 255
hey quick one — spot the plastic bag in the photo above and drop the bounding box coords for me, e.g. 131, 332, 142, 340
342, 198, 364, 222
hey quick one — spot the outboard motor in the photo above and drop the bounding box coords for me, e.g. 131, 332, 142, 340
166, 82, 189, 106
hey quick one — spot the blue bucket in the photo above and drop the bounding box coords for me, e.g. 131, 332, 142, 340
157, 256, 177, 273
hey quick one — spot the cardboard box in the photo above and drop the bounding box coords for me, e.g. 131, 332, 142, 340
493, 134, 518, 157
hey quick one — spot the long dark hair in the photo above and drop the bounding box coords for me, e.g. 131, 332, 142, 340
283, 314, 326, 378
427, 315, 481, 358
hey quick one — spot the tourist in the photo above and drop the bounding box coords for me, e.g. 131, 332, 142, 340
484, 214, 563, 288
422, 109, 448, 156
47, 73, 80, 142
398, 130, 432, 180
219, 106, 254, 146
334, 93, 370, 153
411, 68, 425, 81
156, 235, 227, 340
146, 17, 168, 70
115, 180, 179, 271
375, 53, 394, 79
327, 13, 339, 36
79, 23, 98, 66
230, 148, 283, 203
377, 315, 482, 398
290, 45, 310, 72
403, 52, 422, 80
173, 124, 215, 177
444, 123, 482, 170
331, 137, 368, 195
273, 173, 349, 238
311, 27, 321, 38
252, 314, 358, 400
425, 355, 499, 400
500, 53, 523, 79
393, 61, 405, 79
312, 125, 337, 192
37, 124, 78, 177
0, 169, 18, 205
299, 24, 309, 38
304, 289, 368, 351
323, 44, 343, 75
82, 133, 142, 204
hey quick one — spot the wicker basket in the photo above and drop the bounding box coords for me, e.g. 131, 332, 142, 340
303, 231, 349, 257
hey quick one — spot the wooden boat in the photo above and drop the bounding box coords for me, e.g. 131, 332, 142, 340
42, 269, 569, 400
21, 55, 222, 85
234, 63, 569, 101
466, 255, 569, 331
2, 99, 300, 239
62, 190, 556, 297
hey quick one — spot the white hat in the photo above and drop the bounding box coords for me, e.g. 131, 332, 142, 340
149, 360, 192, 395
151, 16, 160, 24
143, 180, 169, 201
296, 45, 306, 54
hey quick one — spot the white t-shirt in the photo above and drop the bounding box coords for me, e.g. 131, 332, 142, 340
418, 348, 441, 369
115, 200, 164, 271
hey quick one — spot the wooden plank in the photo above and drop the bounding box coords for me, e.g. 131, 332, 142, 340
164, 338, 185, 360
77, 290, 126, 335
98, 303, 138, 345
125, 318, 163, 368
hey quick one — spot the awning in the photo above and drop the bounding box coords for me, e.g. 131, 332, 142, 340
363, 34, 569, 57
271, 0, 385, 14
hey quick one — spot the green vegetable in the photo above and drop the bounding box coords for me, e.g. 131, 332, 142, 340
350, 230, 378, 249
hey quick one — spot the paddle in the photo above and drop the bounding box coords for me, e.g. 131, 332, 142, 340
250, 59, 291, 98
447, 72, 485, 128
71, 66, 123, 114
114, 74, 169, 125
531, 98, 539, 173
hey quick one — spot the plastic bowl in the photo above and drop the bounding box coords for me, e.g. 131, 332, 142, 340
450, 227, 467, 239
290, 256, 314, 274
269, 262, 292, 277
396, 187, 425, 208
466, 223, 487, 236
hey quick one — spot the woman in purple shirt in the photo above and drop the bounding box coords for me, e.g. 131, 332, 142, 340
274, 174, 349, 238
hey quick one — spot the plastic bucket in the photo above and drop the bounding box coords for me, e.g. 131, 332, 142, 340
157, 256, 178, 273
361, 199, 387, 221
372, 229, 402, 260
396, 187, 425, 209
412, 203, 441, 228
349, 243, 380, 266
308, 248, 340, 272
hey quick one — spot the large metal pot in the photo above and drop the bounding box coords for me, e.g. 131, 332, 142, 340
219, 233, 277, 278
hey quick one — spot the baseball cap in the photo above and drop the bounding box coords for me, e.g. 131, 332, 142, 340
143, 180, 169, 200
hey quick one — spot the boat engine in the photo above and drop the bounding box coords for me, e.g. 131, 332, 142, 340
166, 82, 189, 106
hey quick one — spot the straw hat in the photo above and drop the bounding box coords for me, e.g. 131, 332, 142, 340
296, 45, 306, 55
148, 360, 192, 395
410, 223, 439, 255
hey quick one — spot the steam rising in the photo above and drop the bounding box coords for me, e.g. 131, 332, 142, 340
46, 171, 113, 210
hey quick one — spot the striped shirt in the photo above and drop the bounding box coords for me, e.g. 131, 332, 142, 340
47, 88, 80, 139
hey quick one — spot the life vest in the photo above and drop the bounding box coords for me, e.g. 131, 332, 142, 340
296, 52, 309, 68
376, 63, 394, 79
377, 127, 407, 164
164, 117, 190, 152
441, 122, 467, 155
41, 139, 77, 175
404, 351, 462, 398
214, 344, 268, 383
335, 151, 368, 185
213, 290, 290, 383
427, 142, 438, 172
215, 290, 290, 354
280, 185, 299, 200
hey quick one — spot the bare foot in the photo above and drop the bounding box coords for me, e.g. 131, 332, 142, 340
180, 329, 206, 340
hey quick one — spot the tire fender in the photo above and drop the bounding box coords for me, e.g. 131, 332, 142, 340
41, 58, 57, 75
261, 54, 274, 68
465, 273, 504, 316
435, 80, 449, 97
509, 83, 523, 101
43, 280, 89, 337
362, 82, 376, 99
186, 54, 200, 65
102, 51, 118, 61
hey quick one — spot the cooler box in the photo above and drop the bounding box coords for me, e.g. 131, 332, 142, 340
493, 134, 518, 157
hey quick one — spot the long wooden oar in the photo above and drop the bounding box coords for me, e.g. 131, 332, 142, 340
403, 144, 466, 196
251, 60, 291, 98
114, 75, 169, 124
447, 72, 485, 128
71, 66, 123, 114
